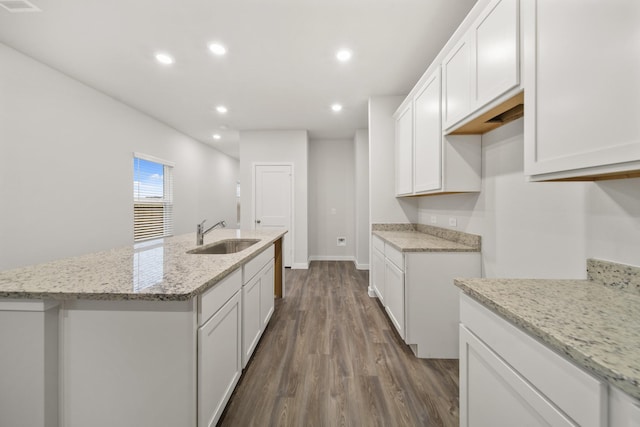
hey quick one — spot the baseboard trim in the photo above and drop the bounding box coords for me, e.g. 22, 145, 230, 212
291, 262, 309, 270
308, 255, 356, 262
367, 286, 377, 298
355, 262, 369, 270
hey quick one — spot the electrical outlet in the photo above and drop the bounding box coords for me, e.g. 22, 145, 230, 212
430, 215, 437, 224
449, 217, 457, 227
337, 237, 346, 247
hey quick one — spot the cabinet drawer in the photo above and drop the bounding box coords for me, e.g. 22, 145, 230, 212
244, 245, 274, 284
199, 268, 242, 326
460, 294, 607, 427
384, 244, 404, 271
372, 235, 385, 254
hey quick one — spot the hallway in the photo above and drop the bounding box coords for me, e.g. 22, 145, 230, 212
219, 261, 459, 426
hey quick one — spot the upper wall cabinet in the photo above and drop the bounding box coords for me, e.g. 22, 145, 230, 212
395, 68, 481, 197
523, 0, 640, 181
443, 0, 520, 132
395, 103, 413, 196
414, 70, 443, 193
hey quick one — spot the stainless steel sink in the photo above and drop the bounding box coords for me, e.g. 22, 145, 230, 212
187, 239, 260, 255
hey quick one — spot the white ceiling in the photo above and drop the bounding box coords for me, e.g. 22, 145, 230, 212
0, 0, 477, 159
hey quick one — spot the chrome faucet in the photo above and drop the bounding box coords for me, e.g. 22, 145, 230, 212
196, 219, 226, 245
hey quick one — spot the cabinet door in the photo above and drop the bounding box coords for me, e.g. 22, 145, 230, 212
473, 0, 519, 108
413, 69, 442, 193
384, 259, 404, 339
371, 248, 385, 303
242, 273, 262, 368
459, 326, 576, 427
395, 103, 413, 195
443, 35, 473, 129
198, 291, 242, 427
260, 263, 275, 329
523, 0, 640, 179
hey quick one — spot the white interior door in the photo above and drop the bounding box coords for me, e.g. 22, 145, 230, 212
254, 164, 292, 267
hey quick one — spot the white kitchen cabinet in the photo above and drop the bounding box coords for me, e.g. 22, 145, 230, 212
405, 252, 480, 358
444, 0, 520, 132
384, 250, 405, 339
395, 66, 482, 197
260, 262, 275, 329
443, 36, 473, 129
459, 326, 575, 427
242, 246, 275, 367
198, 290, 242, 427
395, 103, 413, 196
372, 235, 481, 357
413, 69, 443, 193
371, 236, 386, 303
473, 0, 519, 109
459, 294, 607, 427
242, 269, 262, 366
523, 0, 640, 181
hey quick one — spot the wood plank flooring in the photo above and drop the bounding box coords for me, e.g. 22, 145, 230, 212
219, 261, 459, 427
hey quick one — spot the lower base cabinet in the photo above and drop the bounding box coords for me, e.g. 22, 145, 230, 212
459, 294, 608, 427
198, 291, 242, 427
371, 235, 481, 359
242, 246, 275, 368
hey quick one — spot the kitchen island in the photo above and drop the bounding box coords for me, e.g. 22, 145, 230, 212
0, 229, 286, 427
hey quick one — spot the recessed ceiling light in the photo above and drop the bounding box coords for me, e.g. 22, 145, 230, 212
155, 52, 174, 65
331, 103, 343, 112
216, 106, 228, 114
208, 43, 227, 56
213, 134, 221, 140
336, 49, 352, 62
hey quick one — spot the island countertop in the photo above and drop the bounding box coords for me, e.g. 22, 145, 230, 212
0, 229, 287, 301
455, 259, 640, 400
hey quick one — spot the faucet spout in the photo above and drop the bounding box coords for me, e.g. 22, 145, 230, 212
196, 219, 227, 245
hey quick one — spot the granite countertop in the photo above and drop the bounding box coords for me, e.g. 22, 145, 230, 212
372, 224, 481, 252
455, 259, 640, 400
0, 229, 286, 301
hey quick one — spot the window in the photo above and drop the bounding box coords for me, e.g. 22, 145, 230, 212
133, 153, 174, 242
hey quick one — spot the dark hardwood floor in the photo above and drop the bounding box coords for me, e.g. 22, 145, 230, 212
219, 261, 459, 427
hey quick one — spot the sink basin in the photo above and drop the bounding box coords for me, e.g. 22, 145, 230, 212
187, 239, 260, 255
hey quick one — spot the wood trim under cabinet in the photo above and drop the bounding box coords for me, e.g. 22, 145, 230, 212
448, 91, 524, 135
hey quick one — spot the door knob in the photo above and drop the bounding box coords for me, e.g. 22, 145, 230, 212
256, 219, 261, 224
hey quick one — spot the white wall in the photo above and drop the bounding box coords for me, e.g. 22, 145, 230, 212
368, 96, 419, 225
0, 44, 239, 271
239, 130, 309, 268
418, 118, 640, 279
308, 139, 355, 261
586, 177, 640, 267
354, 129, 370, 269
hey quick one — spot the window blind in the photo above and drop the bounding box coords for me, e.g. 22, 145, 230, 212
133, 153, 174, 242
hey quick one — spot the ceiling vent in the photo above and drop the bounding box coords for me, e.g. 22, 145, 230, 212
0, 0, 41, 12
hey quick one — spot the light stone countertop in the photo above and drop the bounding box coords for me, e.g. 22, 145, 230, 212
455, 271, 640, 400
0, 229, 286, 301
372, 230, 480, 252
